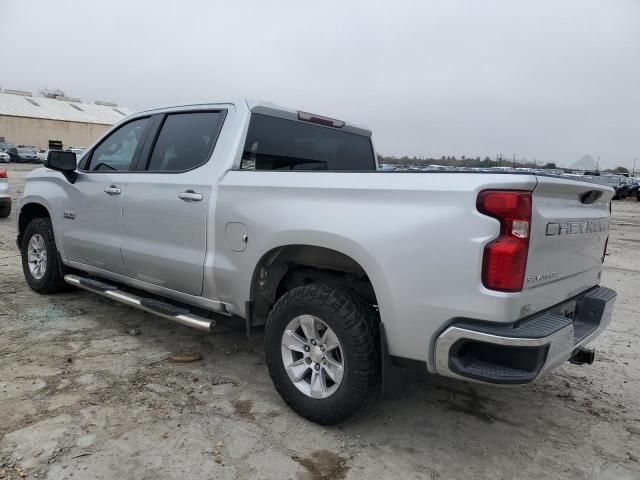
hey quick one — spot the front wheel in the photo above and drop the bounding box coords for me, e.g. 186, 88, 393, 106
264, 284, 381, 425
21, 217, 69, 294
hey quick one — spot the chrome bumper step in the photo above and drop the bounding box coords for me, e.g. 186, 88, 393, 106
434, 286, 617, 385
64, 274, 215, 331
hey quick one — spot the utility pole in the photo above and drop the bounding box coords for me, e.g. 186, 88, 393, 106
596, 156, 600, 172
513, 153, 516, 168
633, 158, 637, 176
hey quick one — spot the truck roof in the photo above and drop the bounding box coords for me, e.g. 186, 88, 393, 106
134, 99, 372, 137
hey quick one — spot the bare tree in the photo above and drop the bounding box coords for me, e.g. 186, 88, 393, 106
39, 87, 66, 99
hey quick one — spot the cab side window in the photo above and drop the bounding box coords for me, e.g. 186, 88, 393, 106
146, 111, 225, 172
88, 118, 149, 171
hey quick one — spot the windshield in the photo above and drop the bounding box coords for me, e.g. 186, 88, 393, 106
18, 148, 36, 154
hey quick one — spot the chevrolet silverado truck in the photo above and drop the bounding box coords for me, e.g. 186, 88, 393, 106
16, 100, 617, 424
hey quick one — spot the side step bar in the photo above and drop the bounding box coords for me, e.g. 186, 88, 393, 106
64, 274, 215, 331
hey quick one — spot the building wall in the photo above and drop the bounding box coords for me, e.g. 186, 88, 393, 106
0, 115, 112, 150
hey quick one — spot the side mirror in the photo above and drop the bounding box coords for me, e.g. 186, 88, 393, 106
45, 150, 78, 183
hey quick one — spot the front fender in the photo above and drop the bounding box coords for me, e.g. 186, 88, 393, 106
18, 170, 69, 257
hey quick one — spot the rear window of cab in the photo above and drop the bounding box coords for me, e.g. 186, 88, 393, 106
240, 114, 375, 171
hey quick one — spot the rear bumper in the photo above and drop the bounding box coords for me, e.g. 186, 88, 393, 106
0, 196, 11, 206
434, 286, 616, 385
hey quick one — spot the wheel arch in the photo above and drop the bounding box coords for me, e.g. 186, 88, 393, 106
17, 201, 53, 249
248, 244, 386, 327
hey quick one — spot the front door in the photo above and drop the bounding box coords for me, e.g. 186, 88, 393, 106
120, 110, 225, 296
59, 117, 150, 275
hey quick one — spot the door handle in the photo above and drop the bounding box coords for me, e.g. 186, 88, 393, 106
178, 191, 203, 202
104, 186, 121, 195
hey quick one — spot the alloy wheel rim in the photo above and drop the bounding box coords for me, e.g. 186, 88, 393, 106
281, 314, 345, 399
27, 234, 47, 280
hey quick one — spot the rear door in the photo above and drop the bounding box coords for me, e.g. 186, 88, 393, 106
120, 110, 226, 295
525, 175, 612, 291
59, 117, 150, 275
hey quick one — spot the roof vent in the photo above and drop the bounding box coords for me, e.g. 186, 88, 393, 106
4, 89, 33, 97
95, 100, 118, 107
55, 95, 82, 102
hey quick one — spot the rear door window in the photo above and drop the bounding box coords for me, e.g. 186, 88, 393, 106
145, 111, 225, 172
241, 114, 375, 171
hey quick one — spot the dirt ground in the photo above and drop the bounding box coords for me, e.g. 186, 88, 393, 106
1, 164, 639, 480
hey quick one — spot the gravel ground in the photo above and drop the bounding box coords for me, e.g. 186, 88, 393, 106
1, 164, 639, 480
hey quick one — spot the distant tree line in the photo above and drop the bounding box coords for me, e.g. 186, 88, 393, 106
612, 166, 629, 173
377, 154, 556, 170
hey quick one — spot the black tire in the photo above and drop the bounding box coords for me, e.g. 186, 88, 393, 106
21, 217, 69, 294
264, 284, 381, 425
0, 204, 10, 218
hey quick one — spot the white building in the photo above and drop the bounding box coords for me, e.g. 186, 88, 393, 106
0, 89, 133, 150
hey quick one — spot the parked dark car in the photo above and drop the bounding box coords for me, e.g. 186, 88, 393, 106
16, 147, 40, 163
618, 185, 629, 199
600, 175, 626, 200
0, 141, 15, 152
0, 142, 19, 162
625, 178, 639, 197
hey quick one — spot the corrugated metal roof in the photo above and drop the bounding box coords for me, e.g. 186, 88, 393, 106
0, 92, 133, 125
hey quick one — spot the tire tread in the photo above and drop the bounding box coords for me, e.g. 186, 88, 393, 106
22, 217, 69, 294
265, 283, 381, 424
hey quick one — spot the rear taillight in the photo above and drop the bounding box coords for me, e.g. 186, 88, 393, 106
0, 169, 7, 179
477, 190, 532, 292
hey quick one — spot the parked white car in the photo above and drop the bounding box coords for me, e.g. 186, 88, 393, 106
0, 151, 10, 163
66, 147, 86, 161
37, 150, 49, 162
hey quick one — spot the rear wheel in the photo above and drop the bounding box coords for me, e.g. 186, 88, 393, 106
264, 284, 381, 424
21, 217, 69, 294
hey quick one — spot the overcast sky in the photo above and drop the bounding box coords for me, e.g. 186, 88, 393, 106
2, 0, 639, 168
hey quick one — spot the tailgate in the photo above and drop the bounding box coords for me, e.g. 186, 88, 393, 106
525, 176, 613, 290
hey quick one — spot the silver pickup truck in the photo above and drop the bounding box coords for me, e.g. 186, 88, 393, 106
17, 100, 616, 424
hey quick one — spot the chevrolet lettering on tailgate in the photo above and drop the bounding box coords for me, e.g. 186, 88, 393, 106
545, 219, 609, 237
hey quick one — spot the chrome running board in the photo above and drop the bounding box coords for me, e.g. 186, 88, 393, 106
64, 274, 215, 331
